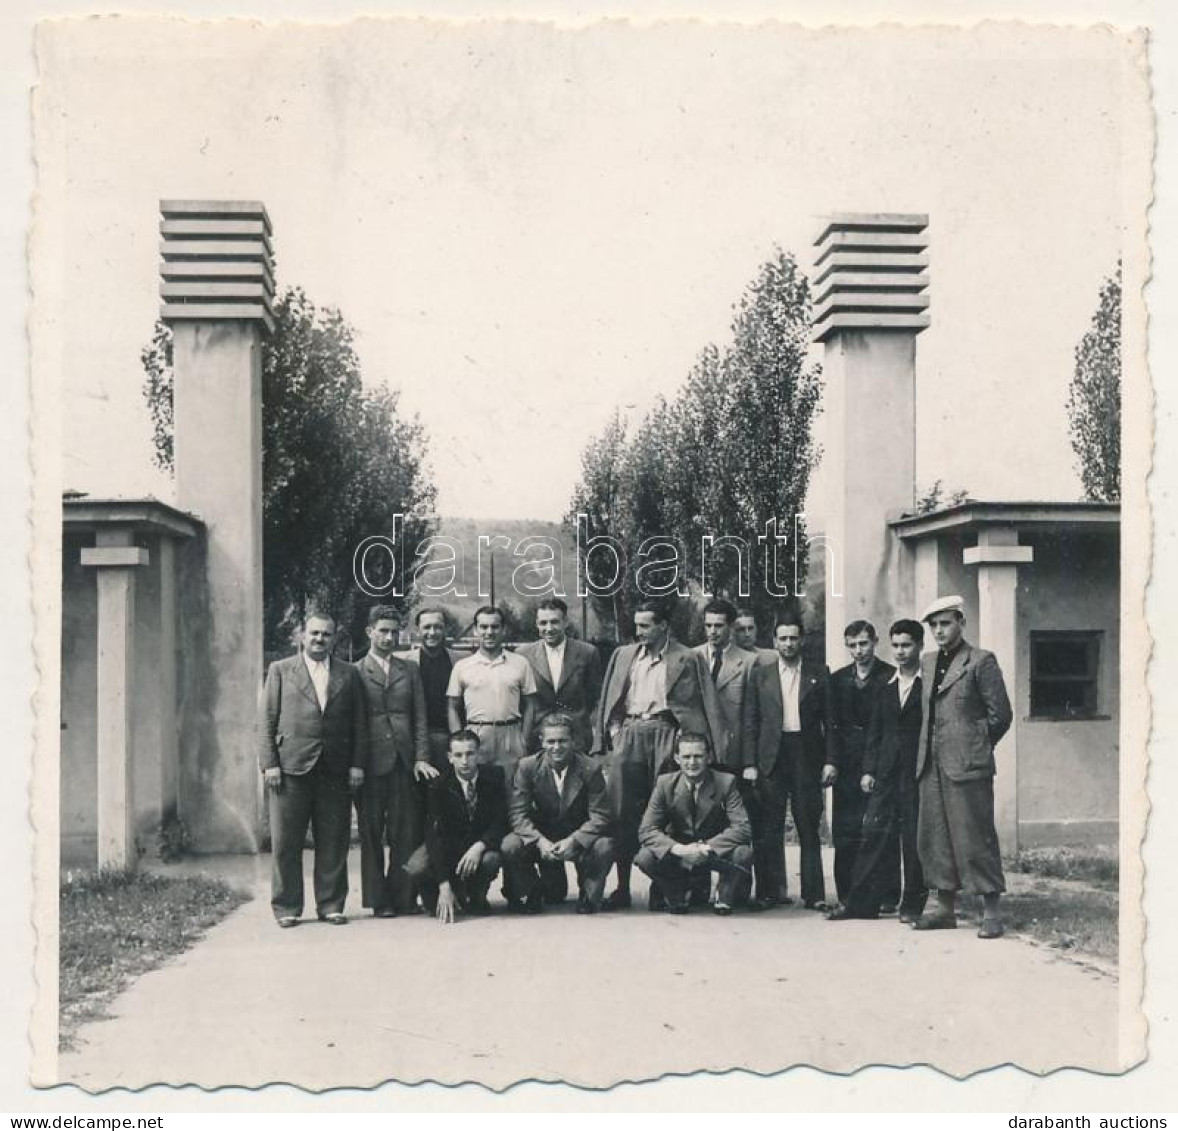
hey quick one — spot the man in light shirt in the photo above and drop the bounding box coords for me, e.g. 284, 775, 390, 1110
502, 714, 614, 914
516, 597, 604, 755
446, 605, 538, 780
258, 612, 368, 928
748, 611, 836, 910
593, 599, 726, 909
828, 619, 928, 923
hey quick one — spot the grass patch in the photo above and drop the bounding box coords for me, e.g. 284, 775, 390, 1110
998, 869, 1118, 964
60, 869, 250, 1051
1007, 844, 1118, 888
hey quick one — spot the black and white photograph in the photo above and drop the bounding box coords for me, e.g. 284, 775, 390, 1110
5, 2, 1173, 1114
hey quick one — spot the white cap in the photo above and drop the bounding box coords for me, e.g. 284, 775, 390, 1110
921, 595, 965, 623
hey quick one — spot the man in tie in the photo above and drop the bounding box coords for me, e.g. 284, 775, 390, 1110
258, 612, 368, 928
914, 596, 1013, 939
405, 730, 509, 924
447, 605, 538, 780
828, 619, 928, 923
354, 605, 434, 917
825, 620, 896, 910
501, 713, 615, 914
748, 611, 836, 910
516, 597, 604, 755
405, 606, 465, 771
635, 732, 753, 915
593, 599, 726, 909
693, 598, 758, 777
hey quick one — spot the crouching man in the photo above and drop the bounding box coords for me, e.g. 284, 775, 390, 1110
405, 729, 507, 924
502, 713, 615, 914
635, 732, 753, 915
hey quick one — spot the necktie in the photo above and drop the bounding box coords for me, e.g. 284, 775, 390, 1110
688, 782, 698, 829
463, 781, 477, 818
711, 647, 723, 684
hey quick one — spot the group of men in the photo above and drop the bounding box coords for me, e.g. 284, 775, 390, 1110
257, 590, 1013, 939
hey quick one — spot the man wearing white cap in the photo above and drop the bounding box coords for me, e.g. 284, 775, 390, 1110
913, 595, 1013, 939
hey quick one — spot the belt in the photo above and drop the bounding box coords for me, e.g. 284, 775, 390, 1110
470, 719, 521, 728
625, 711, 676, 724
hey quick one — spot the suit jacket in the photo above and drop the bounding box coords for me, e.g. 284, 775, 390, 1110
692, 642, 758, 769
509, 751, 612, 849
748, 658, 837, 776
828, 657, 896, 777
257, 654, 369, 777
915, 640, 1013, 783
638, 769, 752, 859
593, 637, 726, 758
355, 651, 429, 776
423, 765, 509, 883
863, 673, 923, 781
516, 638, 604, 752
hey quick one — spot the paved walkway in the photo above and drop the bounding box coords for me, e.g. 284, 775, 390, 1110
57, 849, 1122, 1091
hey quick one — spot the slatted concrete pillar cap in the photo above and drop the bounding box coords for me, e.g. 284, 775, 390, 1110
159, 200, 276, 333
812, 213, 930, 342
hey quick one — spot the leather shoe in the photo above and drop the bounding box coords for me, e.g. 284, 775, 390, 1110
373, 907, 397, 919
712, 901, 733, 916
576, 901, 597, 915
803, 900, 829, 912
912, 913, 957, 931
467, 895, 492, 916
667, 900, 690, 915
647, 889, 668, 913
276, 916, 299, 929
826, 906, 878, 921
318, 912, 347, 926
604, 890, 632, 911
523, 893, 544, 915
878, 903, 898, 915
977, 919, 1005, 939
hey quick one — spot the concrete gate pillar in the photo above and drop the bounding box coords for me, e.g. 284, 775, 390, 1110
813, 214, 930, 664
160, 200, 274, 852
964, 527, 1033, 851
80, 530, 150, 868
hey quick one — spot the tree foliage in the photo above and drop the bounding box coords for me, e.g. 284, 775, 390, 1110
1067, 264, 1121, 502
566, 247, 823, 643
141, 287, 438, 653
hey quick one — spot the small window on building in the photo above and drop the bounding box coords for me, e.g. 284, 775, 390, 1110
1029, 631, 1101, 719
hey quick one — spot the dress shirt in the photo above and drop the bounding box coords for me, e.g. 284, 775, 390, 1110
778, 659, 802, 733
303, 653, 330, 710
626, 643, 669, 715
543, 639, 567, 691
551, 764, 568, 798
370, 652, 391, 680
893, 668, 919, 709
447, 649, 538, 723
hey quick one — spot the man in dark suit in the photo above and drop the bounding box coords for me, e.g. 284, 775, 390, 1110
405, 730, 508, 924
517, 597, 604, 755
914, 596, 1013, 939
258, 612, 368, 928
828, 619, 928, 922
826, 620, 896, 908
502, 713, 615, 914
354, 604, 433, 917
635, 732, 753, 915
592, 600, 727, 909
405, 606, 466, 771
748, 612, 836, 910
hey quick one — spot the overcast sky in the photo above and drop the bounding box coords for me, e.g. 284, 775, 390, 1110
38, 18, 1137, 522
